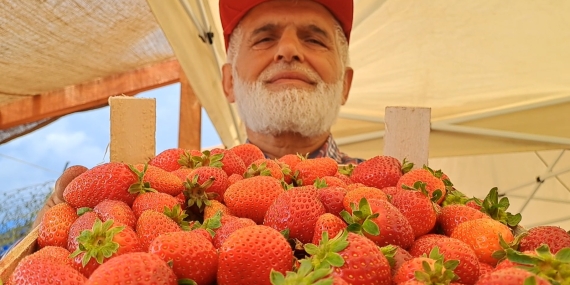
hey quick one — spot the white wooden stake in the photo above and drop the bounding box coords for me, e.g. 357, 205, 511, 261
383, 106, 431, 168
109, 96, 156, 164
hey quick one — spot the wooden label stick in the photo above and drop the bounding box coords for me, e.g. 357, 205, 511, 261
383, 106, 431, 168
109, 97, 156, 164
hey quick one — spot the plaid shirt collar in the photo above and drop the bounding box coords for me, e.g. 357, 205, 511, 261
246, 135, 364, 165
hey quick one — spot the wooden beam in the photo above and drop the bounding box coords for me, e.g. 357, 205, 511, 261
0, 59, 181, 130
178, 68, 201, 150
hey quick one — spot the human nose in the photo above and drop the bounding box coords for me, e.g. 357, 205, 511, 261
274, 29, 304, 63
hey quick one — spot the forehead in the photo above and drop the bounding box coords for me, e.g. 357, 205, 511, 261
238, 0, 339, 33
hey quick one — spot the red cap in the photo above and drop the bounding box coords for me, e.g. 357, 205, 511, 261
219, 0, 354, 49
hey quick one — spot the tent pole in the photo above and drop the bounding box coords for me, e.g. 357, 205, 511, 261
501, 165, 570, 195
525, 215, 570, 228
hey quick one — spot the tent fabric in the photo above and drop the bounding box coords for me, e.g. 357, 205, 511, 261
0, 0, 175, 103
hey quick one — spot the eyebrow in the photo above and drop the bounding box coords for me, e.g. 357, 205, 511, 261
249, 23, 331, 40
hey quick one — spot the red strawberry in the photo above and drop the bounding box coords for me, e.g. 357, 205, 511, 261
85, 252, 177, 284
186, 166, 229, 204
149, 148, 186, 171
223, 175, 284, 224
278, 154, 302, 183
228, 173, 244, 185
309, 231, 392, 285
93, 199, 136, 229
213, 216, 256, 249
312, 213, 347, 245
450, 218, 514, 266
350, 155, 407, 189
345, 182, 367, 191
438, 204, 490, 236
210, 148, 247, 176
131, 191, 181, 219
70, 219, 142, 277
416, 237, 481, 285
9, 255, 87, 285
393, 248, 458, 285
264, 188, 326, 244
478, 261, 495, 277
38, 202, 78, 248
149, 231, 218, 284
317, 186, 348, 217
333, 171, 353, 186
319, 176, 348, 188
294, 157, 338, 186
170, 167, 193, 181
23, 245, 75, 268
229, 143, 266, 167
217, 225, 293, 285
245, 158, 285, 180
380, 186, 401, 197
408, 234, 447, 257
132, 164, 184, 196
518, 225, 570, 253
67, 210, 98, 252
63, 162, 139, 208
475, 267, 550, 285
204, 199, 233, 220
390, 189, 437, 238
397, 167, 446, 204
343, 198, 415, 249
342, 187, 389, 214
136, 209, 183, 250
379, 245, 413, 276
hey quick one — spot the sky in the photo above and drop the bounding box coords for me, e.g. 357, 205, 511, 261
0, 83, 222, 193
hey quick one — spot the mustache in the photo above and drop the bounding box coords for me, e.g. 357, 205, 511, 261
258, 63, 321, 82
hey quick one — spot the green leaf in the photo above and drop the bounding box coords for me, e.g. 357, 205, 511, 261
346, 223, 362, 234
177, 279, 198, 285
324, 252, 345, 267
304, 243, 320, 256
506, 248, 540, 265
444, 260, 459, 271
523, 276, 538, 285
554, 248, 570, 263
280, 228, 290, 239
358, 198, 371, 216
362, 219, 380, 236
269, 270, 285, 285
507, 213, 522, 227
339, 210, 354, 224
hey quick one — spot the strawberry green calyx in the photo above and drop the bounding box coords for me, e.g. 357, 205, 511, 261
481, 187, 522, 228
340, 198, 380, 236
70, 219, 123, 266
164, 204, 191, 231
402, 181, 443, 204
313, 178, 328, 189
127, 163, 158, 194
492, 231, 528, 261
244, 162, 272, 178
191, 210, 222, 236
379, 245, 398, 268
270, 259, 334, 285
338, 164, 354, 176
192, 150, 224, 168
183, 175, 217, 211
441, 190, 470, 206
506, 244, 570, 284
177, 279, 198, 285
415, 247, 459, 284
401, 159, 414, 174
177, 150, 196, 169
304, 231, 349, 270
77, 207, 93, 216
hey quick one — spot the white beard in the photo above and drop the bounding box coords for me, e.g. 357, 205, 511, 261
232, 62, 345, 138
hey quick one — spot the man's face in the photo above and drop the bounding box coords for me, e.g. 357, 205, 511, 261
222, 0, 353, 138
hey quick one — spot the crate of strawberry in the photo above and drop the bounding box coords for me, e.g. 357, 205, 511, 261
1, 144, 569, 285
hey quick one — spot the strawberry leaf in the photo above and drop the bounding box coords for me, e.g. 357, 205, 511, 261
555, 248, 570, 263
506, 248, 540, 265
362, 219, 380, 236
178, 279, 198, 285
523, 276, 538, 285
324, 252, 345, 267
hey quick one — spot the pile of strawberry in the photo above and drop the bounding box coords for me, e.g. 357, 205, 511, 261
3, 144, 570, 285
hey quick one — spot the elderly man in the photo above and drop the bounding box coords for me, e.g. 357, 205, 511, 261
31, 0, 359, 228
220, 0, 361, 165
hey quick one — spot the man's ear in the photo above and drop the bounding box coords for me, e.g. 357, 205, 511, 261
341, 67, 354, 105
222, 63, 235, 103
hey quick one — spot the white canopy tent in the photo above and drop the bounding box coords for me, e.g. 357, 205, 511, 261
0, 0, 568, 229
148, 0, 570, 229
